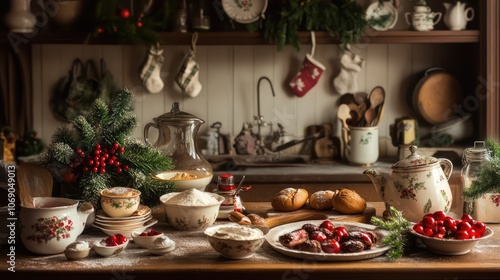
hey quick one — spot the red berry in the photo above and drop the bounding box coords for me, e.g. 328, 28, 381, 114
115, 234, 128, 244
95, 144, 101, 150
473, 222, 486, 236
110, 149, 116, 155
433, 232, 445, 239
99, 168, 106, 174
123, 165, 129, 171
118, 147, 125, 154
457, 221, 472, 231
422, 216, 436, 229
310, 231, 328, 242
461, 214, 474, 223
88, 160, 94, 166
423, 227, 434, 237
139, 232, 148, 237
116, 167, 123, 174
320, 220, 335, 232
114, 161, 120, 167
137, 21, 143, 27
83, 166, 89, 172
321, 239, 341, 253
432, 210, 447, 222
112, 142, 119, 149
92, 167, 98, 173
455, 230, 470, 240
413, 223, 424, 234
108, 159, 115, 165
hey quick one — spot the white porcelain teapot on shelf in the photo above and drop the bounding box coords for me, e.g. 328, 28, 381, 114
405, 0, 442, 31
443, 1, 475, 30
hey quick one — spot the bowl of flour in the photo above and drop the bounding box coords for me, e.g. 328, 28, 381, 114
160, 189, 224, 231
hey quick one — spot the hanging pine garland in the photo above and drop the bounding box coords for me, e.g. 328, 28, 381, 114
43, 88, 175, 207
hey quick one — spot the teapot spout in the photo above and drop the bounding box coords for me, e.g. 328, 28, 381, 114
363, 169, 389, 200
443, 2, 452, 11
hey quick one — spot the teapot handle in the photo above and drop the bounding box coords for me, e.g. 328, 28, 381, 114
433, 12, 442, 25
144, 122, 157, 146
465, 7, 475, 21
405, 12, 412, 25
438, 158, 453, 180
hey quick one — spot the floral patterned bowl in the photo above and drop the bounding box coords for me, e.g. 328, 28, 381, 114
100, 187, 141, 218
160, 191, 224, 231
204, 224, 269, 259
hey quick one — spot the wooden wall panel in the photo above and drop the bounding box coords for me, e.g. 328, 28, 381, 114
32, 43, 455, 157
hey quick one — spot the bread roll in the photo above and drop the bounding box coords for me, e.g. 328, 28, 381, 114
272, 188, 309, 212
331, 188, 366, 214
309, 190, 335, 210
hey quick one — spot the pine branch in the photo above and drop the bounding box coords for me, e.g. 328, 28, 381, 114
371, 206, 412, 261
50, 126, 78, 148
88, 98, 109, 128
81, 172, 111, 207
46, 142, 74, 164
463, 160, 500, 200
73, 116, 98, 150
104, 115, 138, 145
486, 138, 500, 159
121, 142, 173, 174
138, 177, 176, 207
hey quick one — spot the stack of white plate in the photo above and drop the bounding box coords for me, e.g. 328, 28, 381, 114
93, 205, 157, 238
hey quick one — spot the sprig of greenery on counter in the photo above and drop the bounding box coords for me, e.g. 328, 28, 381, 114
370, 206, 411, 261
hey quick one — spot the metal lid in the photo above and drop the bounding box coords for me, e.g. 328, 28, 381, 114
392, 145, 438, 169
463, 141, 491, 163
153, 102, 204, 123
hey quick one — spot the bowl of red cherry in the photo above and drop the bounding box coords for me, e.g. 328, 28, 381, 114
93, 234, 129, 257
131, 228, 164, 249
410, 211, 493, 255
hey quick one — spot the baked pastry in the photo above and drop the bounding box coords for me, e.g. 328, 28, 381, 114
309, 190, 335, 210
271, 188, 309, 212
331, 188, 366, 214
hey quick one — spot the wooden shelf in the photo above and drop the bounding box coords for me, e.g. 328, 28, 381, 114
1, 30, 480, 46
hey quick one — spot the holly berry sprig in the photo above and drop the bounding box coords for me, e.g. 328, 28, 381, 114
68, 142, 130, 175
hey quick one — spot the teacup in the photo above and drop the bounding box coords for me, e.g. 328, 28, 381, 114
100, 187, 141, 218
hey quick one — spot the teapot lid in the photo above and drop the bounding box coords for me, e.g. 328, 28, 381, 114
153, 102, 204, 123
392, 145, 438, 169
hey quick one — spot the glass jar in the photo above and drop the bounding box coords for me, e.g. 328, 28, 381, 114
190, 0, 211, 31
461, 141, 492, 216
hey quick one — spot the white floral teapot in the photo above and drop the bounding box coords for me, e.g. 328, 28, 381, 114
405, 0, 442, 31
364, 145, 453, 222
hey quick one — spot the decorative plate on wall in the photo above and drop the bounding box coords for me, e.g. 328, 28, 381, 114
366, 1, 398, 31
222, 0, 268, 24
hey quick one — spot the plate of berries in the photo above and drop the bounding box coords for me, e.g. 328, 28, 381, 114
410, 211, 494, 255
265, 220, 391, 261
93, 234, 129, 257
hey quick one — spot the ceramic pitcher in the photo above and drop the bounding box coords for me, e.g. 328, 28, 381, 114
443, 1, 474, 30
20, 197, 94, 255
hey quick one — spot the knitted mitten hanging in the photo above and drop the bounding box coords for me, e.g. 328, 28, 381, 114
175, 33, 202, 97
289, 31, 326, 97
139, 44, 165, 94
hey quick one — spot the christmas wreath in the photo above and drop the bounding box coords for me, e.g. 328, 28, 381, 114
42, 88, 175, 208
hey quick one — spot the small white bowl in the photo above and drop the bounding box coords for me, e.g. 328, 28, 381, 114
64, 241, 92, 261
131, 230, 165, 249
147, 235, 176, 256
204, 224, 269, 259
153, 171, 213, 192
160, 191, 224, 231
100, 187, 141, 218
92, 240, 129, 257
410, 226, 494, 255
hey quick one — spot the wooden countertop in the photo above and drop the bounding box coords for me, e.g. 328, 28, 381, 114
3, 202, 499, 280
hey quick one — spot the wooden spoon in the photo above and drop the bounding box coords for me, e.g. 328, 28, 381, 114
18, 163, 53, 207
339, 93, 356, 105
373, 101, 386, 127
365, 86, 386, 127
337, 104, 352, 130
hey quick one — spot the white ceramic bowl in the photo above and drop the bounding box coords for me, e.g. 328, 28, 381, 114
204, 224, 269, 259
160, 192, 224, 231
93, 239, 129, 257
100, 187, 141, 218
64, 241, 92, 261
131, 230, 165, 249
410, 226, 494, 255
153, 171, 213, 192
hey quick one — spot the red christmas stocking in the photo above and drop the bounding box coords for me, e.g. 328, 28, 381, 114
289, 31, 325, 97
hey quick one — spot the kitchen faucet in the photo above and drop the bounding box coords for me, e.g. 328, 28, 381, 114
254, 76, 275, 154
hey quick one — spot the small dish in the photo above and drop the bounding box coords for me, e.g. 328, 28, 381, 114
366, 1, 398, 31
131, 229, 165, 249
409, 227, 494, 255
148, 235, 176, 256
93, 239, 129, 257
64, 241, 92, 261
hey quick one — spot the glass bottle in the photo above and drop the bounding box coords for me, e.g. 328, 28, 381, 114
173, 0, 188, 32
190, 0, 211, 31
461, 141, 492, 216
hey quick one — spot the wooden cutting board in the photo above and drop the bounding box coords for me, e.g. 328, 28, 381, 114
264, 204, 376, 224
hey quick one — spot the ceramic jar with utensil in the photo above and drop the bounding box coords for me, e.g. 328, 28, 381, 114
342, 126, 379, 166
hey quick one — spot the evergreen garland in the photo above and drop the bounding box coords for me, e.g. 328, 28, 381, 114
463, 138, 500, 200
43, 89, 175, 208
263, 0, 367, 51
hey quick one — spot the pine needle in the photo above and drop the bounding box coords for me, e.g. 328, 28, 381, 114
370, 207, 411, 261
